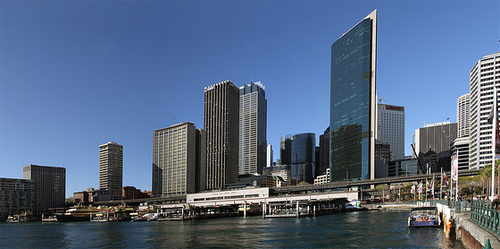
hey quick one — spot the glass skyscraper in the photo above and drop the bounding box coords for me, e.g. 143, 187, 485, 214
239, 81, 267, 175
330, 10, 377, 181
280, 133, 316, 184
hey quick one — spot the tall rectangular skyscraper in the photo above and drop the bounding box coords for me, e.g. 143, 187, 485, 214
204, 80, 240, 190
330, 10, 377, 181
469, 52, 500, 169
376, 99, 405, 160
152, 122, 206, 196
239, 81, 267, 175
23, 164, 65, 215
99, 142, 123, 201
457, 93, 470, 138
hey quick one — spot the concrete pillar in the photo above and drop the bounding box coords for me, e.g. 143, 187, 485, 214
313, 205, 316, 217
181, 207, 184, 221
262, 203, 266, 218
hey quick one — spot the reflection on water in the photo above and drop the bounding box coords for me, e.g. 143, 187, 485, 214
0, 211, 463, 248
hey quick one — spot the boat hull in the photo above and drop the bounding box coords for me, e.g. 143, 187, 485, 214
56, 214, 90, 222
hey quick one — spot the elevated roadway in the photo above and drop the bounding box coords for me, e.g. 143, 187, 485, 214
271, 169, 480, 194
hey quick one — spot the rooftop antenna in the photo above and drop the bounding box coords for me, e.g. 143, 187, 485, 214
187, 112, 189, 122
174, 115, 176, 123
251, 74, 254, 83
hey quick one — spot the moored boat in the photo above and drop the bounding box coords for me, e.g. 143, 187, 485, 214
408, 206, 441, 227
57, 206, 101, 222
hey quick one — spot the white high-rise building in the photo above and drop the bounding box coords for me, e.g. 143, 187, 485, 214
376, 98, 405, 160
266, 144, 273, 167
457, 93, 470, 138
239, 81, 267, 175
469, 52, 500, 169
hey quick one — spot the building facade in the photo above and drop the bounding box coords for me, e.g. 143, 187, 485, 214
98, 142, 123, 201
330, 10, 377, 181
280, 133, 316, 184
376, 100, 405, 160
452, 137, 470, 171
152, 122, 206, 196
23, 164, 65, 215
469, 52, 500, 169
414, 122, 458, 156
239, 81, 267, 175
387, 159, 418, 177
0, 178, 34, 220
204, 80, 240, 190
458, 93, 471, 138
318, 127, 330, 176
266, 145, 273, 167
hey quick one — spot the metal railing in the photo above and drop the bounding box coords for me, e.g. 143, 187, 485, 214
469, 200, 500, 237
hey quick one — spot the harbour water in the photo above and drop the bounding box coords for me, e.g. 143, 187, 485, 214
1, 210, 464, 248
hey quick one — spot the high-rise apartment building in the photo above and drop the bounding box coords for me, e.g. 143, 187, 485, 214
469, 52, 500, 169
330, 10, 377, 181
152, 122, 206, 196
457, 93, 471, 138
266, 145, 273, 167
23, 164, 65, 215
280, 133, 316, 184
454, 93, 471, 171
376, 99, 405, 160
414, 122, 457, 156
204, 80, 240, 190
98, 142, 123, 201
239, 81, 267, 175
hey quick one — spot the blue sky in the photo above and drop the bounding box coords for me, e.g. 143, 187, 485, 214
1, 1, 499, 197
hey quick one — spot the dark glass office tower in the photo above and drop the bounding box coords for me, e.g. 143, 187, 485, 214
330, 10, 377, 181
280, 133, 316, 184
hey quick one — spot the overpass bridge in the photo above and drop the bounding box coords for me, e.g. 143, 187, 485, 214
271, 169, 480, 194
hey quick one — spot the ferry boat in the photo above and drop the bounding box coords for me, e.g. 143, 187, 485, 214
7, 214, 32, 222
56, 206, 101, 222
408, 207, 441, 227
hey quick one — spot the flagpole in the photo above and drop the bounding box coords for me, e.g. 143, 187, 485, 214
492, 87, 497, 201
440, 168, 443, 200
432, 173, 435, 200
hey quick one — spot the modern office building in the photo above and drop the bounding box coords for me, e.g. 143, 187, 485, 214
375, 140, 391, 162
23, 164, 65, 215
98, 142, 123, 201
469, 52, 500, 169
452, 137, 470, 171
0, 178, 34, 220
204, 80, 240, 190
376, 98, 405, 160
266, 145, 273, 167
457, 93, 471, 138
318, 127, 330, 176
152, 122, 206, 196
330, 10, 377, 181
239, 81, 267, 175
387, 159, 418, 177
414, 122, 458, 156
280, 133, 316, 184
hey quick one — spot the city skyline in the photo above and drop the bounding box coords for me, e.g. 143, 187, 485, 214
1, 1, 498, 196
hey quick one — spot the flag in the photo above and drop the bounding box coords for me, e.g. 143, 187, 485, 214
451, 154, 458, 182
411, 185, 415, 194
417, 183, 422, 193
430, 179, 434, 191
426, 180, 431, 192
442, 171, 449, 188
